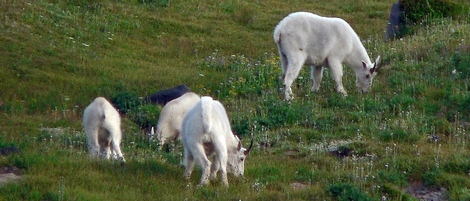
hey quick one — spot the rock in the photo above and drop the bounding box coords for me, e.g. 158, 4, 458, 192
0, 173, 23, 187
385, 2, 405, 40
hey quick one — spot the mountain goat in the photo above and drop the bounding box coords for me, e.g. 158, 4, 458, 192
151, 92, 200, 147
273, 12, 381, 100
181, 96, 253, 186
83, 97, 126, 162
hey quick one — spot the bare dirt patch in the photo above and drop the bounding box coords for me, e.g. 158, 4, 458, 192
0, 166, 23, 187
406, 181, 448, 201
290, 182, 309, 191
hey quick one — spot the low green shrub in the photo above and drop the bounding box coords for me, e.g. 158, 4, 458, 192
397, 0, 469, 37
327, 182, 373, 201
399, 0, 467, 25
423, 168, 444, 187
451, 51, 470, 79
442, 156, 470, 174
110, 91, 141, 114
126, 104, 161, 130
377, 170, 408, 187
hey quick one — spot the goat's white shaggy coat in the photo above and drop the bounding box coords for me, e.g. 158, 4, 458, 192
82, 97, 125, 162
152, 92, 200, 147
181, 96, 250, 186
273, 12, 381, 100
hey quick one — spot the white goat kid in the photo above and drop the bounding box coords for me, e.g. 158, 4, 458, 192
83, 97, 126, 162
152, 92, 200, 148
181, 96, 252, 186
273, 12, 381, 100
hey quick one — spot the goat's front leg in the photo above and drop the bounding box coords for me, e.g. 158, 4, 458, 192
329, 60, 348, 96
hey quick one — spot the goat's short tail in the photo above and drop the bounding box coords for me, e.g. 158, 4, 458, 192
273, 24, 282, 44
200, 96, 213, 133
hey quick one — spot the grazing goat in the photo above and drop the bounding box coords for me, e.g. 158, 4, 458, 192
151, 92, 200, 147
83, 97, 126, 162
181, 96, 253, 186
145, 84, 190, 106
273, 12, 381, 100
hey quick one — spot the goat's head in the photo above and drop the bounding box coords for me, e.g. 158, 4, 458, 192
227, 134, 253, 177
356, 56, 381, 93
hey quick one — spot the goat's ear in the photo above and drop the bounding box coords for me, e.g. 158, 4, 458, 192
237, 140, 242, 151
362, 60, 367, 69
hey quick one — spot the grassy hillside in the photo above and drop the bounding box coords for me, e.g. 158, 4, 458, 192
1, 0, 469, 200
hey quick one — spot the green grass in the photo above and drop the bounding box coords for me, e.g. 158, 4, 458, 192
1, 0, 470, 200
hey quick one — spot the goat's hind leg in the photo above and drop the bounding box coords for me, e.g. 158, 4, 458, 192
190, 144, 211, 186
110, 140, 126, 162
183, 149, 195, 181
210, 156, 221, 181
283, 54, 305, 100
85, 127, 100, 158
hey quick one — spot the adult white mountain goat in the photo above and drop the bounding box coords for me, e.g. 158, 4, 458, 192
152, 92, 200, 147
83, 97, 126, 162
273, 12, 381, 100
181, 96, 253, 186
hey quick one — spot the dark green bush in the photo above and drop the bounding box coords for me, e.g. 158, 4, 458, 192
232, 117, 253, 137
451, 51, 470, 79
378, 170, 408, 187
399, 0, 464, 25
110, 91, 141, 114
423, 168, 444, 187
397, 0, 469, 37
127, 104, 161, 130
327, 183, 373, 201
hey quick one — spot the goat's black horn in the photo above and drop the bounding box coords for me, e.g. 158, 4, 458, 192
244, 134, 254, 156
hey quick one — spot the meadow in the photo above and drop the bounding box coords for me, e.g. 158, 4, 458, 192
0, 0, 469, 200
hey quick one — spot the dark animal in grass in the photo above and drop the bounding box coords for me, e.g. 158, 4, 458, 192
145, 84, 190, 106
